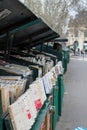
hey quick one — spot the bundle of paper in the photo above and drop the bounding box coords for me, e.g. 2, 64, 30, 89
0, 79, 27, 113
30, 65, 43, 78
54, 65, 59, 77
20, 54, 45, 65
11, 55, 54, 75
19, 56, 34, 63
0, 64, 31, 77
18, 56, 43, 66
29, 79, 46, 111
44, 59, 54, 74
0, 76, 21, 80
42, 75, 51, 94
17, 54, 54, 72
0, 59, 9, 66
8, 77, 47, 130
42, 71, 56, 94
44, 62, 51, 73
56, 61, 63, 75
47, 72, 56, 87
8, 89, 38, 130
51, 67, 58, 80
34, 79, 47, 105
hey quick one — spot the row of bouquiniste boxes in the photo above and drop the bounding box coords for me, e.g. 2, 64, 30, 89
0, 60, 64, 130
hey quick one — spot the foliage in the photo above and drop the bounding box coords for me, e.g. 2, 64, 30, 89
23, 0, 87, 35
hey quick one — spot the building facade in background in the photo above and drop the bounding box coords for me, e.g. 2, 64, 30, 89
67, 27, 87, 50
67, 10, 87, 51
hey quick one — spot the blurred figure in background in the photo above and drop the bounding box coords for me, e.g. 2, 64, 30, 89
73, 40, 79, 55
53, 42, 63, 61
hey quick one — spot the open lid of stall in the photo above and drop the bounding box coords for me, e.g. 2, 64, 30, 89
53, 38, 68, 43
0, 0, 59, 50
51, 37, 68, 48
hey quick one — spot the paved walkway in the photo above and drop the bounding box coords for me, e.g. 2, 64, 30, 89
56, 56, 87, 130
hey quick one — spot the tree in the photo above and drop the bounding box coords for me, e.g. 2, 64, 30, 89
22, 0, 87, 35
69, 10, 87, 28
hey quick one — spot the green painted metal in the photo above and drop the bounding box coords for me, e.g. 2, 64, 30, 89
52, 75, 65, 129
67, 48, 70, 63
11, 18, 42, 34
62, 48, 70, 61
43, 34, 58, 42
0, 34, 6, 39
0, 18, 42, 39
4, 116, 13, 130
4, 34, 14, 61
52, 79, 59, 130
62, 48, 69, 73
61, 76, 65, 99
31, 100, 50, 130
58, 75, 62, 116
62, 58, 67, 74
58, 75, 65, 116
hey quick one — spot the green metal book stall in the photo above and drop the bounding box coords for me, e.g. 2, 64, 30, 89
0, 0, 70, 130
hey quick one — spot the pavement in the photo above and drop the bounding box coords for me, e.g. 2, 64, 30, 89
56, 55, 87, 130
71, 54, 87, 61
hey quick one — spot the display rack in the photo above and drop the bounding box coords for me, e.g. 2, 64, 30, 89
0, 1, 68, 130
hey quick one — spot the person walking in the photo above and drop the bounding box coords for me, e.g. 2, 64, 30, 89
82, 49, 85, 60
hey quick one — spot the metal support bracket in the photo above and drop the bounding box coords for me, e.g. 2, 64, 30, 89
4, 32, 14, 61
